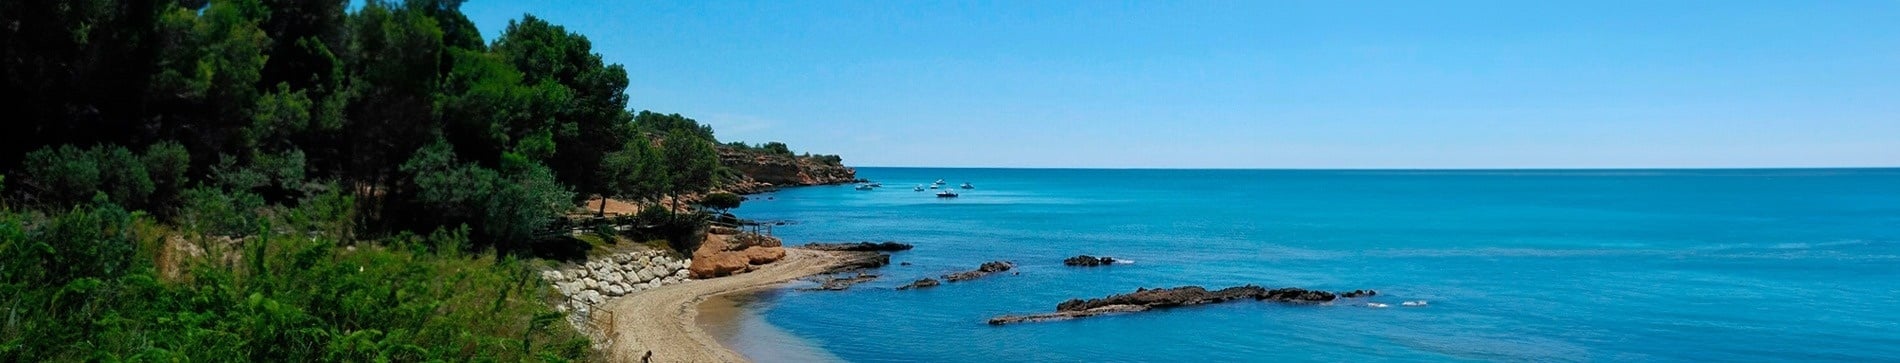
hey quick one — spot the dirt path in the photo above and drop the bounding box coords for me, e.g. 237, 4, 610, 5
597, 248, 846, 363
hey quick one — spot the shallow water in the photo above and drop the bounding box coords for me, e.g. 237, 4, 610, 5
722, 168, 1900, 362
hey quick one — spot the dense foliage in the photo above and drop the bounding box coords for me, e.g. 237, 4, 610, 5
0, 0, 739, 248
0, 0, 819, 360
0, 193, 591, 361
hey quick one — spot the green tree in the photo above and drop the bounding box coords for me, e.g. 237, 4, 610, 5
662, 129, 721, 210
699, 192, 743, 215
402, 141, 573, 250
492, 15, 633, 204
597, 138, 670, 216
21, 145, 155, 209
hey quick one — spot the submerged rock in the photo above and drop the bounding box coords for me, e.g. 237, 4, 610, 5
802, 241, 915, 252
942, 261, 1014, 282
803, 273, 880, 291
989, 285, 1372, 325
828, 252, 893, 272
897, 278, 941, 290
1063, 255, 1118, 267
1341, 289, 1379, 298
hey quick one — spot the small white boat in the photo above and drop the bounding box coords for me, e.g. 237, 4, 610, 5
1401, 300, 1428, 307
1367, 303, 1390, 308
854, 184, 874, 190
914, 185, 925, 192
936, 190, 959, 198
934, 179, 945, 184
928, 184, 940, 189
959, 182, 974, 189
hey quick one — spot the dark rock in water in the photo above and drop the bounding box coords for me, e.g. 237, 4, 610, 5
1261, 287, 1336, 302
896, 278, 940, 290
1063, 255, 1119, 266
803, 273, 879, 291
803, 241, 915, 252
989, 285, 1371, 325
899, 262, 912, 266
1340, 289, 1378, 298
828, 252, 892, 272
1055, 285, 1275, 312
942, 261, 1014, 282
988, 305, 1150, 325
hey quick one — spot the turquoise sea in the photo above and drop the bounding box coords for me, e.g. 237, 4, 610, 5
715, 168, 1900, 362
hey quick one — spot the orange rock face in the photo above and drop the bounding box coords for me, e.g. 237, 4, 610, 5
688, 233, 788, 278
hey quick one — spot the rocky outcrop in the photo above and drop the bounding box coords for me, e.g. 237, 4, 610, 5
541, 250, 694, 321
827, 251, 892, 272
690, 233, 786, 278
803, 272, 879, 291
942, 261, 1014, 282
1063, 255, 1118, 266
718, 148, 859, 194
897, 278, 940, 290
988, 285, 1375, 325
802, 241, 914, 252
1341, 289, 1379, 298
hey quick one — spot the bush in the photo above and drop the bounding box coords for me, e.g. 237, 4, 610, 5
404, 142, 574, 250
699, 192, 742, 213
179, 186, 266, 237
0, 203, 593, 361
141, 142, 191, 210
629, 207, 707, 251
21, 144, 188, 210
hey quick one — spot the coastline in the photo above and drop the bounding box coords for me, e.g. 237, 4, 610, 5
596, 248, 849, 363
698, 293, 845, 363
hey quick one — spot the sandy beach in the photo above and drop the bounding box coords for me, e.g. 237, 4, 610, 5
596, 248, 848, 363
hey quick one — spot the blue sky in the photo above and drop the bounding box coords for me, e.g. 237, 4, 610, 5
461, 1, 1900, 168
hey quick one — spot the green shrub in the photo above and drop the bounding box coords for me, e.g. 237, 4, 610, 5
179, 186, 266, 237
405, 141, 574, 250
699, 192, 743, 214
0, 204, 592, 361
21, 144, 186, 210
140, 142, 191, 210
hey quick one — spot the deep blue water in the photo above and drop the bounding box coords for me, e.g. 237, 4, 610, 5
718, 168, 1900, 362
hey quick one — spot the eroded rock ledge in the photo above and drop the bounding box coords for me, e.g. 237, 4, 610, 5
943, 261, 1014, 282
988, 285, 1377, 325
1063, 255, 1118, 266
802, 241, 914, 252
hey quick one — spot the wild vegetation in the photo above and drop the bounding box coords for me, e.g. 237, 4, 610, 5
0, 0, 831, 360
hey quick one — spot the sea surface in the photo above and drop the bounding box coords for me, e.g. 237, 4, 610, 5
712, 168, 1900, 362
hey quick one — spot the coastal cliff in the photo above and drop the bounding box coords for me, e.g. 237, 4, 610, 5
718, 147, 859, 194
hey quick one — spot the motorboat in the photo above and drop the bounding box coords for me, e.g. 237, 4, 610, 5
854, 184, 874, 191
928, 184, 940, 189
936, 190, 959, 198
959, 182, 974, 189
914, 185, 925, 192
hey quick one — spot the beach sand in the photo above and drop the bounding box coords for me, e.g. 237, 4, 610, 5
598, 248, 848, 363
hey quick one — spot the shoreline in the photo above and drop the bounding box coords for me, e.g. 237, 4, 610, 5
596, 248, 850, 363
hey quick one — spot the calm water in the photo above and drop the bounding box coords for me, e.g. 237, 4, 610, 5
719, 168, 1900, 362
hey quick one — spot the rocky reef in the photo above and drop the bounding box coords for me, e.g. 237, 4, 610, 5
804, 272, 880, 291
897, 277, 941, 290
541, 250, 694, 320
718, 148, 859, 194
1063, 255, 1118, 266
988, 285, 1378, 325
802, 241, 914, 252
942, 261, 1015, 282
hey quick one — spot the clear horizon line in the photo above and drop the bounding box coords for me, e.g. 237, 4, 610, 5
847, 165, 1900, 171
